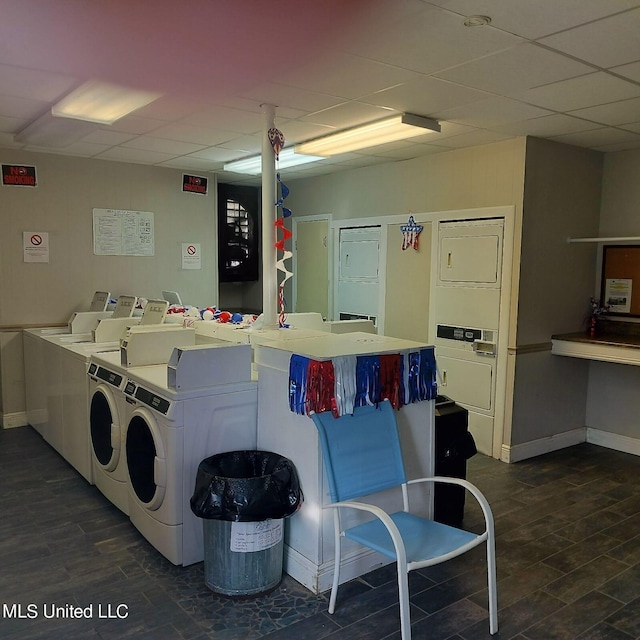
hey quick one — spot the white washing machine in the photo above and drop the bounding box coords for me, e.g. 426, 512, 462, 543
123, 343, 257, 566
87, 325, 199, 514
87, 351, 133, 514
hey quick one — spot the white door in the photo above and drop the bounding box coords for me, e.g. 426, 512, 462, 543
431, 219, 505, 456
335, 226, 381, 327
293, 217, 329, 317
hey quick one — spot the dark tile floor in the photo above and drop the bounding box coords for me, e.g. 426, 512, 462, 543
1, 425, 639, 640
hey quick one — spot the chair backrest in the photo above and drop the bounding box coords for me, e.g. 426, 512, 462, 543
311, 400, 407, 502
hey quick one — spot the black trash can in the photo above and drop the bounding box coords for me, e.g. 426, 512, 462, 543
190, 450, 302, 597
434, 395, 477, 527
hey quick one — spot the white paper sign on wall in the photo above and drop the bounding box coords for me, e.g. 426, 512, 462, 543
23, 231, 49, 263
182, 242, 201, 270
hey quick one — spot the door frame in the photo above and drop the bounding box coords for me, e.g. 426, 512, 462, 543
292, 214, 332, 315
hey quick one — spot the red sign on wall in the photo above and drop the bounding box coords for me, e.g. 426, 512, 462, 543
2, 164, 37, 187
182, 173, 208, 195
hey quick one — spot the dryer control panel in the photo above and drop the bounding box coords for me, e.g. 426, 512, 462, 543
436, 324, 496, 356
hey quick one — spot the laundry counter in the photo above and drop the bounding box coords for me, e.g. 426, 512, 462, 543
254, 332, 436, 594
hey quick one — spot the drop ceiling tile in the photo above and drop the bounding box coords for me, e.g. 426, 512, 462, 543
620, 122, 640, 134
611, 60, 640, 83
53, 141, 112, 156
273, 120, 336, 145
158, 157, 221, 171
94, 147, 178, 164
517, 72, 640, 112
0, 94, 48, 120
277, 49, 421, 100
334, 2, 522, 75
569, 97, 640, 126
217, 134, 262, 154
428, 129, 515, 149
426, 0, 640, 39
183, 106, 262, 134
237, 83, 339, 116
0, 114, 27, 133
80, 130, 137, 146
413, 121, 477, 141
132, 94, 210, 121
121, 136, 206, 155
144, 122, 236, 146
434, 44, 594, 95
108, 116, 166, 136
550, 127, 640, 147
301, 102, 396, 128
187, 147, 245, 162
595, 139, 640, 152
540, 8, 640, 68
360, 76, 491, 115
0, 63, 77, 102
491, 114, 600, 137
436, 96, 552, 127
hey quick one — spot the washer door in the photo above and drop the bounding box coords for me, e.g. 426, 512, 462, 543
90, 384, 121, 472
125, 407, 166, 511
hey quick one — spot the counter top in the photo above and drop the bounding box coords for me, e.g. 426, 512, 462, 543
551, 328, 640, 365
551, 331, 640, 349
255, 331, 431, 360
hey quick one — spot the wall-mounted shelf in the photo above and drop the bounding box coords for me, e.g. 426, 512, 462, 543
567, 236, 640, 244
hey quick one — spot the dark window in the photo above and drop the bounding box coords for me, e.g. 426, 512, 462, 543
218, 183, 259, 282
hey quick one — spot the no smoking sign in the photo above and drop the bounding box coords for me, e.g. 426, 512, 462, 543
182, 242, 201, 270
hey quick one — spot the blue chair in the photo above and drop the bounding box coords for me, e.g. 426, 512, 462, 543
311, 399, 497, 640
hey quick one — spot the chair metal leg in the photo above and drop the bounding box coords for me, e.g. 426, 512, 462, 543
397, 563, 411, 640
328, 511, 341, 615
487, 535, 498, 634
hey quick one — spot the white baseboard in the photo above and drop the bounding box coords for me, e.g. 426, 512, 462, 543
586, 428, 640, 457
501, 427, 640, 462
283, 544, 389, 595
501, 428, 586, 463
1, 412, 28, 429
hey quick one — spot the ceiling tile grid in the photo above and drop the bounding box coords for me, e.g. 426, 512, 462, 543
1, 0, 640, 183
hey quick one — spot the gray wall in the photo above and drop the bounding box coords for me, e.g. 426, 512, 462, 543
586, 148, 640, 439
0, 150, 218, 326
509, 138, 603, 448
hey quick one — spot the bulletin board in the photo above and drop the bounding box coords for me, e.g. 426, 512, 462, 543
601, 245, 640, 315
92, 208, 154, 256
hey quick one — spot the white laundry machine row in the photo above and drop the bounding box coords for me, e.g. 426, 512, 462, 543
123, 358, 257, 566
87, 325, 199, 512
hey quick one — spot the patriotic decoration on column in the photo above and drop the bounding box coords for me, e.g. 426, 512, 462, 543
400, 215, 423, 251
269, 127, 294, 328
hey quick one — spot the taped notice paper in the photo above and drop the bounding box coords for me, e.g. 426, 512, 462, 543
230, 519, 283, 553
605, 278, 632, 314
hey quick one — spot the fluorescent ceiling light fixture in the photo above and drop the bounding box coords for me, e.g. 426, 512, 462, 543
295, 113, 441, 157
51, 80, 162, 124
223, 147, 324, 175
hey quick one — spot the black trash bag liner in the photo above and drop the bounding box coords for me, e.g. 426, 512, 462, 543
440, 431, 478, 462
190, 450, 303, 522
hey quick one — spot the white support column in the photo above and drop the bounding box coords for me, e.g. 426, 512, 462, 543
261, 103, 278, 329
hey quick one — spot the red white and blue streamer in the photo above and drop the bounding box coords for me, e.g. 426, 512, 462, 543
288, 348, 437, 417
